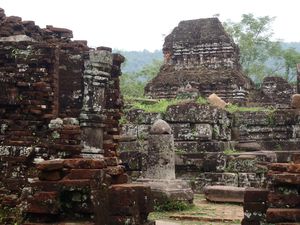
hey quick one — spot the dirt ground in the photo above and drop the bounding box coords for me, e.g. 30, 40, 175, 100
149, 194, 243, 225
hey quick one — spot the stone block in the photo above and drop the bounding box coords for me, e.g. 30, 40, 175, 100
26, 191, 59, 214
291, 94, 300, 109
36, 159, 64, 171
109, 184, 153, 215
64, 169, 104, 180
194, 123, 213, 140
119, 151, 144, 171
272, 173, 300, 185
267, 208, 300, 223
105, 165, 124, 176
105, 157, 118, 166
244, 202, 267, 213
111, 173, 129, 184
38, 170, 63, 181
226, 156, 258, 173
287, 164, 300, 173
238, 173, 262, 188
126, 109, 162, 124
268, 163, 289, 172
292, 153, 300, 163
235, 142, 262, 151
241, 219, 260, 225
119, 140, 148, 152
204, 172, 238, 186
174, 141, 198, 153
233, 111, 270, 126
268, 191, 300, 208
197, 141, 231, 152
203, 185, 245, 203
244, 188, 269, 202
121, 124, 137, 139
177, 152, 226, 172
165, 103, 219, 124
63, 158, 106, 169
137, 124, 151, 139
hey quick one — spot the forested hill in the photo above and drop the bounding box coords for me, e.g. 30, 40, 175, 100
114, 49, 163, 73
115, 42, 300, 74
282, 42, 300, 52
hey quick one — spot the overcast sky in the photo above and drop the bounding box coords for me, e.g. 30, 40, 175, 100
1, 0, 300, 51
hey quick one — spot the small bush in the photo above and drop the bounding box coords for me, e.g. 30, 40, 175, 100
154, 200, 193, 212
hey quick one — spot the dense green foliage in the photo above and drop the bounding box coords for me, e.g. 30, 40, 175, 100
120, 59, 163, 97
224, 14, 300, 83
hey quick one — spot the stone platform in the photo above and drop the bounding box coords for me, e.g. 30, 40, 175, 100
137, 179, 194, 204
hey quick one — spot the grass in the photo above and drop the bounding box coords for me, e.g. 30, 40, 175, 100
126, 96, 209, 113
225, 103, 275, 114
125, 95, 276, 115
130, 98, 182, 113
223, 148, 240, 155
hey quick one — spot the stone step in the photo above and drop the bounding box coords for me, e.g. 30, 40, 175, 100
203, 185, 245, 203
267, 208, 300, 223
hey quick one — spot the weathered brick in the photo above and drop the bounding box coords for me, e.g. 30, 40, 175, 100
267, 208, 300, 223
36, 160, 64, 171
244, 188, 269, 202
63, 158, 106, 169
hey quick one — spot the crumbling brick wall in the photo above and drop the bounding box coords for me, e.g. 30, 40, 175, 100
0, 8, 154, 225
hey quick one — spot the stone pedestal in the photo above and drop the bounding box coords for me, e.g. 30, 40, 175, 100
138, 119, 194, 207
137, 178, 193, 204
143, 134, 175, 180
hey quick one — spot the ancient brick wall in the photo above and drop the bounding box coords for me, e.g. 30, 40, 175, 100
242, 153, 300, 224
0, 8, 154, 225
120, 101, 300, 192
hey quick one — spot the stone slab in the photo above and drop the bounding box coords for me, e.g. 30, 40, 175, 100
203, 185, 245, 203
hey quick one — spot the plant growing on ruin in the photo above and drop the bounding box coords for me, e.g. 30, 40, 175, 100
195, 96, 208, 105
225, 103, 275, 114
154, 200, 193, 212
223, 148, 239, 155
130, 98, 181, 113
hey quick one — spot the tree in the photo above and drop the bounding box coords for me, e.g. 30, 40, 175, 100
224, 13, 282, 82
281, 48, 300, 82
120, 59, 162, 97
224, 14, 300, 84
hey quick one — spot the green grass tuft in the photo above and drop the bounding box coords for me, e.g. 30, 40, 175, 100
225, 103, 275, 113
130, 99, 182, 113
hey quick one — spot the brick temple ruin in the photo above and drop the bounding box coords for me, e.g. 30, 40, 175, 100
0, 8, 154, 225
144, 18, 253, 103
120, 18, 300, 224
